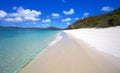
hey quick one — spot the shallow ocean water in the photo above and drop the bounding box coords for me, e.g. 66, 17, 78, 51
0, 29, 60, 73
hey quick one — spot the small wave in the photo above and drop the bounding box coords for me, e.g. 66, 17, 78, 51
49, 32, 63, 46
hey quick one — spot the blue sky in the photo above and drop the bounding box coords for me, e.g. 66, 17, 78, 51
0, 0, 120, 28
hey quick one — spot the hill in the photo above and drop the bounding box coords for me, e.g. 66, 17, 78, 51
67, 8, 120, 29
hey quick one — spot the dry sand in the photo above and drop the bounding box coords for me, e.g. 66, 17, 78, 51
64, 26, 120, 58
19, 32, 120, 73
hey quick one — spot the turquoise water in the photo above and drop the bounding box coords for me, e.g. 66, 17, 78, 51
0, 29, 60, 73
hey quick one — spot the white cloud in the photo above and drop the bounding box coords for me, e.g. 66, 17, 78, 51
0, 10, 7, 18
51, 13, 60, 18
14, 17, 22, 22
75, 17, 79, 20
5, 17, 22, 22
42, 19, 51, 23
47, 16, 50, 18
13, 6, 17, 10
24, 16, 40, 21
9, 7, 41, 21
84, 12, 89, 17
66, 22, 71, 25
62, 18, 71, 22
33, 22, 37, 24
42, 24, 50, 27
0, 6, 41, 22
101, 6, 113, 12
63, 8, 74, 15
81, 12, 89, 19
62, 0, 66, 3
5, 18, 14, 22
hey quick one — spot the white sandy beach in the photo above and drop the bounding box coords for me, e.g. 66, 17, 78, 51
19, 26, 120, 73
64, 26, 120, 58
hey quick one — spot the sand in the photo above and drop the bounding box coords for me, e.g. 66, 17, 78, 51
19, 30, 120, 73
64, 26, 120, 58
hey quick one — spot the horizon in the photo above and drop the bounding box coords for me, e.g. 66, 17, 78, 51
0, 0, 120, 28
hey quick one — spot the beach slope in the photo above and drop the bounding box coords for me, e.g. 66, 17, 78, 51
19, 27, 120, 73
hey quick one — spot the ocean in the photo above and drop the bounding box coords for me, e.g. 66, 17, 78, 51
0, 29, 60, 73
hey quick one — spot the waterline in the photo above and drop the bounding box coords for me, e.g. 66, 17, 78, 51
0, 29, 60, 73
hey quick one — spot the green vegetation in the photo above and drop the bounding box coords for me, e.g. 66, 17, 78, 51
67, 8, 120, 29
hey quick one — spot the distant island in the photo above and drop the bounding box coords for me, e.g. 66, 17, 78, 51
0, 26, 62, 30
67, 8, 120, 29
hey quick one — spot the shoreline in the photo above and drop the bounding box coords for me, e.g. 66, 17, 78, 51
19, 30, 120, 73
16, 31, 62, 73
18, 32, 64, 73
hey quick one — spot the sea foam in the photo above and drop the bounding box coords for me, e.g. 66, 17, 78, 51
49, 32, 62, 46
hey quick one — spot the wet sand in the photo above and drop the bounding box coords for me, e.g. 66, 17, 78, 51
19, 32, 120, 73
